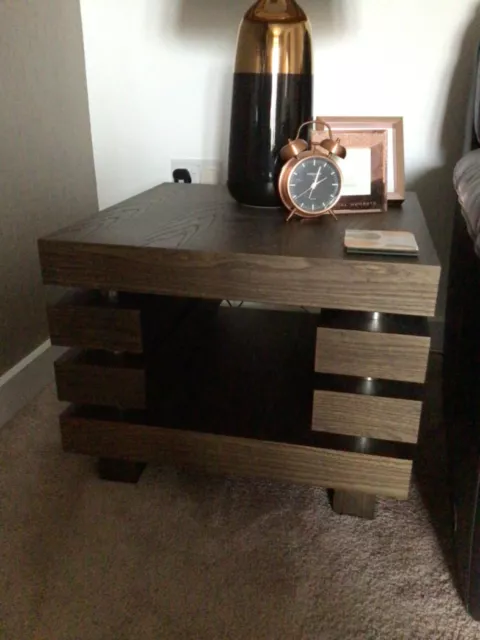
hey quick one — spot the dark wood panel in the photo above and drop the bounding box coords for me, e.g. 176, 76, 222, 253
141, 306, 317, 446
313, 372, 425, 401
47, 289, 204, 354
312, 390, 422, 443
60, 410, 413, 499
59, 304, 416, 461
318, 309, 430, 337
47, 290, 143, 352
315, 328, 431, 383
139, 306, 413, 457
55, 349, 145, 409
39, 240, 441, 316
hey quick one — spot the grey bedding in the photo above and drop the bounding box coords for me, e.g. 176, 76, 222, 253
454, 149, 480, 255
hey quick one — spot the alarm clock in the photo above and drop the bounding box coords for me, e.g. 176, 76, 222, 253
278, 118, 347, 221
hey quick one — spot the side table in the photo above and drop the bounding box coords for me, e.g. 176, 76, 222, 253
38, 185, 441, 519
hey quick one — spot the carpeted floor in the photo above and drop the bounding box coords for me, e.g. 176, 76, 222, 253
1, 358, 479, 639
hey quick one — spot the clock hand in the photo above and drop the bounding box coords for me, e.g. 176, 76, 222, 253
295, 169, 326, 201
308, 176, 328, 198
307, 165, 324, 197
312, 165, 322, 187
296, 185, 317, 198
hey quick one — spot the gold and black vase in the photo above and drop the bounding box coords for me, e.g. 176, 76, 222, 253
227, 0, 313, 208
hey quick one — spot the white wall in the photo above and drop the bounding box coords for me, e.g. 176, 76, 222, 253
80, 0, 480, 262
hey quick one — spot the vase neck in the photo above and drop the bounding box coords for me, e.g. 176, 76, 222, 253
245, 0, 307, 22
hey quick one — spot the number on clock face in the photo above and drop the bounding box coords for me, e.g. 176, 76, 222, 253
288, 156, 341, 215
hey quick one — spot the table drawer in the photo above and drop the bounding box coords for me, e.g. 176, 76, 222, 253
55, 350, 145, 409
48, 291, 143, 353
60, 406, 413, 499
312, 390, 422, 444
315, 327, 430, 383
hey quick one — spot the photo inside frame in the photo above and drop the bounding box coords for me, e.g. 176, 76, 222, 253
310, 128, 388, 214
313, 117, 405, 201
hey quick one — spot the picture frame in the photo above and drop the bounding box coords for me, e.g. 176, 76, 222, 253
311, 127, 388, 214
321, 116, 406, 204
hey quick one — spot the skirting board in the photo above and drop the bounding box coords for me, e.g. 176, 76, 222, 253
0, 341, 65, 429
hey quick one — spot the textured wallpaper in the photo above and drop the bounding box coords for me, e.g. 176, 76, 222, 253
0, 0, 97, 375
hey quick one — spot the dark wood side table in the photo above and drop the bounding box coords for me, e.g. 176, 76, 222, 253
38, 184, 441, 519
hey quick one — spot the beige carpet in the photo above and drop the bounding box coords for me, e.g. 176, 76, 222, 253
1, 370, 479, 639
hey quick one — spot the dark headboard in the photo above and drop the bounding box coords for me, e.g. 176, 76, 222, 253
465, 44, 480, 153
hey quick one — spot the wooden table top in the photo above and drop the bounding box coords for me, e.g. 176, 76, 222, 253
38, 185, 441, 316
40, 184, 439, 267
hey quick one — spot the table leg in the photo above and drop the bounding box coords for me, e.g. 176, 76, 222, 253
98, 458, 146, 484
332, 490, 376, 519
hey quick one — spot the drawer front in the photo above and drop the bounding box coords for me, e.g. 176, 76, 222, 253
55, 351, 145, 409
312, 390, 422, 444
48, 296, 142, 353
60, 409, 413, 499
315, 328, 430, 383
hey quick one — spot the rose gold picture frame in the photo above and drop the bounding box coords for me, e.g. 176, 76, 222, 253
312, 127, 388, 214
322, 116, 406, 203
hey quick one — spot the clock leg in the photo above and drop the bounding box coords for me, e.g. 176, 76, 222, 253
332, 490, 377, 519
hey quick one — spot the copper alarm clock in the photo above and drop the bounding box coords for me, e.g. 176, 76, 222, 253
278, 118, 347, 221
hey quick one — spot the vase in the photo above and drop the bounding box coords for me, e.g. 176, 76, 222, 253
227, 0, 313, 208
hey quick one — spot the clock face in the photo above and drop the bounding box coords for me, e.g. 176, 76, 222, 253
287, 156, 342, 215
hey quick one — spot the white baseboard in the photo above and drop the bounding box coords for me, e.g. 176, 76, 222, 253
0, 340, 64, 429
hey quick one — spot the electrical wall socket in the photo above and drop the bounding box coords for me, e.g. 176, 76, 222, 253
171, 160, 222, 185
